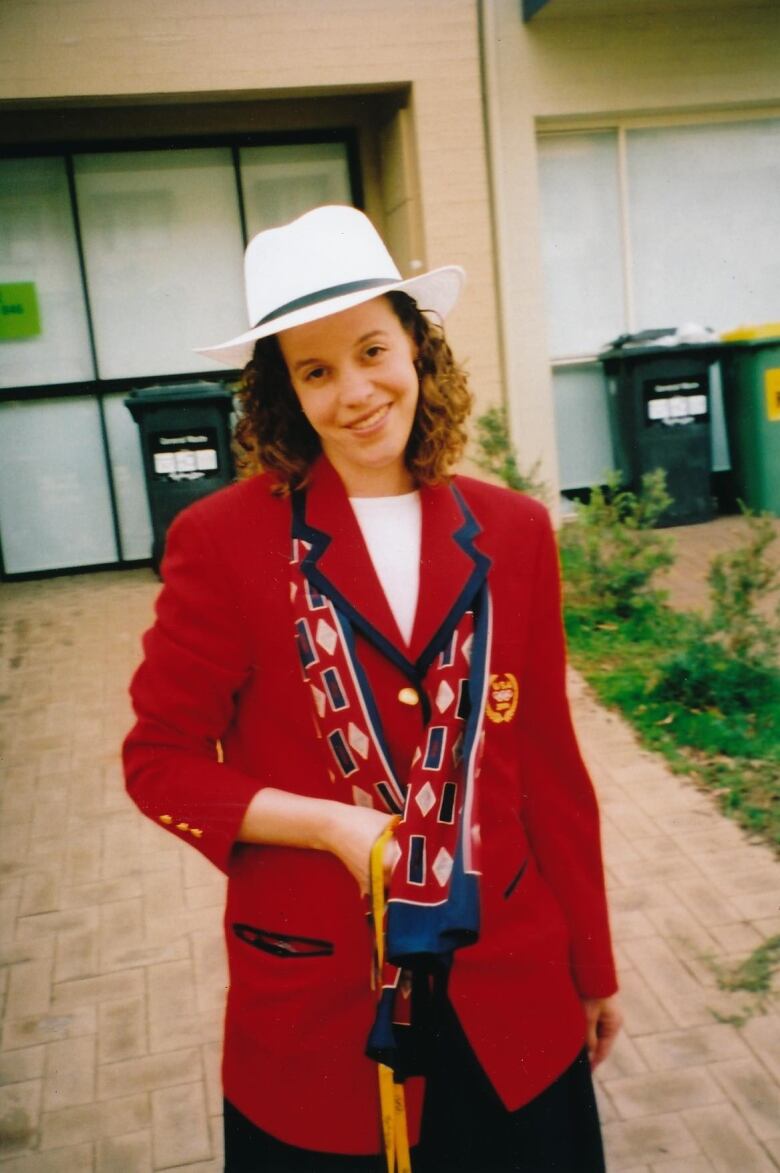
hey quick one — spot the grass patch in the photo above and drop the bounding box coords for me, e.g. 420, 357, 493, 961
562, 579, 780, 851
717, 934, 780, 995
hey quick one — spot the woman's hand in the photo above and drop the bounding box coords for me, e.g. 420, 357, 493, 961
237, 787, 397, 896
582, 995, 623, 1069
321, 802, 397, 896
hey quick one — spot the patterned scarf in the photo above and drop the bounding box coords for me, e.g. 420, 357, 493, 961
289, 488, 493, 1074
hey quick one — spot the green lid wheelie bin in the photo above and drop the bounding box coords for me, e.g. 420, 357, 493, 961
125, 381, 235, 572
601, 331, 722, 525
719, 324, 780, 516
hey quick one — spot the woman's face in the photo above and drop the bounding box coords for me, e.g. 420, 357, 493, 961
278, 297, 419, 497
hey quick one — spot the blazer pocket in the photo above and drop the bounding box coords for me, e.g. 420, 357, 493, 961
503, 858, 529, 900
233, 923, 335, 958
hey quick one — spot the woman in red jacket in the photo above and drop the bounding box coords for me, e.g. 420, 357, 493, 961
124, 205, 621, 1172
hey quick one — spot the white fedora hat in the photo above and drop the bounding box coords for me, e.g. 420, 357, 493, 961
195, 205, 465, 368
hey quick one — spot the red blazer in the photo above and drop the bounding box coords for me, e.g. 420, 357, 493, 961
124, 457, 617, 1156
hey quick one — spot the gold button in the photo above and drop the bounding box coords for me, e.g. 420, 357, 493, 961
159, 815, 173, 824
398, 687, 419, 706
190, 828, 203, 838
176, 821, 189, 831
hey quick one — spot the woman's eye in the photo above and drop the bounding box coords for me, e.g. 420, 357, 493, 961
304, 367, 327, 383
365, 345, 385, 360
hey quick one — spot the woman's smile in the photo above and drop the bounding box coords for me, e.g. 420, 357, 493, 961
346, 403, 391, 434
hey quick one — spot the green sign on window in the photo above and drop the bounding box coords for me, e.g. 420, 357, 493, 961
0, 283, 41, 340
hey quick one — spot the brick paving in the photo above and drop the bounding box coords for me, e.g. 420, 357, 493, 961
660, 514, 780, 616
0, 514, 778, 1170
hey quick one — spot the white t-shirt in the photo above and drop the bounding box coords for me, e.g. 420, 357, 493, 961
349, 492, 422, 645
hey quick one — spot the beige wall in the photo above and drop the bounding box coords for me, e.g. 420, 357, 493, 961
0, 0, 503, 447
482, 0, 780, 498
7, 1, 775, 498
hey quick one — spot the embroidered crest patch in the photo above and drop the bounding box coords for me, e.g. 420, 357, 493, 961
486, 673, 519, 724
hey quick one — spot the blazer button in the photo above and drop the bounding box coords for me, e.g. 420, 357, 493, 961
397, 687, 419, 706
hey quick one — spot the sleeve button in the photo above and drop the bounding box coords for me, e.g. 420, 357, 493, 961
159, 815, 173, 824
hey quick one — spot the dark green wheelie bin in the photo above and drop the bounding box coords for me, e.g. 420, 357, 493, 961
719, 325, 780, 516
125, 381, 235, 572
601, 333, 722, 525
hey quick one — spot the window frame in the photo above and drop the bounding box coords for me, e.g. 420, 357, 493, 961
0, 127, 363, 401
537, 105, 780, 369
536, 107, 780, 493
0, 128, 361, 578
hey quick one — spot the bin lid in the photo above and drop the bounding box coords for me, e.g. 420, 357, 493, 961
600, 324, 721, 361
124, 381, 233, 406
721, 322, 780, 344
604, 328, 677, 350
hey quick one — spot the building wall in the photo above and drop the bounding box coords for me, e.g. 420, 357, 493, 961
7, 1, 775, 506
0, 0, 503, 433
525, 5, 780, 120
482, 0, 780, 494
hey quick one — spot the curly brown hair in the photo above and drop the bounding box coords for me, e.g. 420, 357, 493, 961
233, 292, 472, 494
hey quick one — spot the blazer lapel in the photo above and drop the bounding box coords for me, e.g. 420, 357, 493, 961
407, 480, 492, 669
293, 458, 408, 665
292, 457, 492, 677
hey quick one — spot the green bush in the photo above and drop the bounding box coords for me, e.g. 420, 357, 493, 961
708, 510, 780, 666
473, 406, 548, 501
653, 510, 780, 716
558, 469, 674, 618
653, 636, 778, 714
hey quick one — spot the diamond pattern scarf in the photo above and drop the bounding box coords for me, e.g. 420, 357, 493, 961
288, 501, 493, 1074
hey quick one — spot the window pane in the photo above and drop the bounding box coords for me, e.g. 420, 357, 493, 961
553, 364, 614, 490
240, 143, 352, 236
627, 120, 780, 333
0, 397, 117, 573
537, 133, 626, 358
74, 149, 246, 379
0, 157, 95, 389
103, 391, 153, 560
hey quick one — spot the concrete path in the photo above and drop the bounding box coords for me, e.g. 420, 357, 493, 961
0, 516, 778, 1170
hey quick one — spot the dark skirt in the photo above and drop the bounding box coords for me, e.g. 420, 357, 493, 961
224, 993, 605, 1173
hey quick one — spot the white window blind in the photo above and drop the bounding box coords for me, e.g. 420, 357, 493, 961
0, 397, 117, 572
537, 118, 780, 488
627, 120, 780, 334
537, 132, 626, 359
102, 391, 153, 560
0, 157, 95, 389
74, 149, 247, 379
240, 143, 352, 237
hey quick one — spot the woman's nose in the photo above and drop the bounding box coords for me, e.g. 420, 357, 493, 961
336, 365, 372, 405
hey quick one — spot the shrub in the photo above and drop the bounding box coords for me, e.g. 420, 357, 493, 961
653, 636, 778, 714
708, 510, 780, 666
653, 510, 780, 714
558, 469, 674, 618
473, 406, 548, 501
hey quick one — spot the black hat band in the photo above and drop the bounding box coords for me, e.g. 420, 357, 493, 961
255, 277, 396, 328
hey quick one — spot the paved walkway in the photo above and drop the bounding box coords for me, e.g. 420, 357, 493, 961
0, 515, 778, 1171
659, 514, 780, 616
